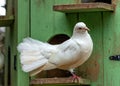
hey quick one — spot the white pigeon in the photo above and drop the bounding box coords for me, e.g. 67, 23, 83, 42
0, 7, 6, 16
17, 22, 93, 76
0, 0, 6, 71
0, 27, 5, 70
0, 0, 6, 7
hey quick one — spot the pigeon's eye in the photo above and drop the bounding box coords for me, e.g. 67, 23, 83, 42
78, 27, 82, 30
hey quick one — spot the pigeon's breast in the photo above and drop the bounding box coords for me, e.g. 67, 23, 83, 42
58, 37, 93, 70
58, 47, 92, 70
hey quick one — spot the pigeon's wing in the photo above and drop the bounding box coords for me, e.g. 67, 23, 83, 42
49, 39, 80, 67
17, 38, 58, 73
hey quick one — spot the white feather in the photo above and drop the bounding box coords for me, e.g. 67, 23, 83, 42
17, 37, 58, 73
0, 7, 6, 16
0, 0, 6, 7
22, 59, 48, 72
0, 0, 6, 72
0, 27, 5, 70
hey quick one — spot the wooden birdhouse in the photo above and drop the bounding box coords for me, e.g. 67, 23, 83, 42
2, 0, 120, 86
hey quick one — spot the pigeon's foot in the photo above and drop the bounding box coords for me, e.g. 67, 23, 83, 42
70, 73, 83, 83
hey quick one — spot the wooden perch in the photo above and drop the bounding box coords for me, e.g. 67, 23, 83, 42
53, 3, 115, 13
30, 77, 90, 85
0, 16, 14, 26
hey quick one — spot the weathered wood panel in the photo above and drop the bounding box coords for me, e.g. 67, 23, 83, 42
30, 78, 90, 85
0, 16, 14, 27
103, 1, 120, 85
4, 0, 14, 86
15, 0, 30, 86
53, 3, 115, 13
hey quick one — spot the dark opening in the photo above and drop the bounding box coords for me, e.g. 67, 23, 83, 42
81, 0, 111, 4
48, 34, 70, 44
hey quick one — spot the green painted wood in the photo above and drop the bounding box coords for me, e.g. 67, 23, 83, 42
15, 0, 30, 86
31, 0, 55, 41
103, 1, 120, 86
9, 21, 17, 86
31, 0, 80, 41
4, 0, 14, 86
54, 0, 79, 37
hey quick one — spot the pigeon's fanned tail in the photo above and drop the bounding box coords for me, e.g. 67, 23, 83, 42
22, 59, 48, 72
17, 38, 49, 73
17, 37, 44, 52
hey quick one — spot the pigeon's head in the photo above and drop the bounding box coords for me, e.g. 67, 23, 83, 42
74, 22, 89, 33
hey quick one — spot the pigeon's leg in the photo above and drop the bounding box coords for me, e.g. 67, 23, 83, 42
71, 72, 81, 83
69, 69, 82, 83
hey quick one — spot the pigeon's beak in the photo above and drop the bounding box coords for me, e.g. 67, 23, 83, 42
85, 27, 90, 31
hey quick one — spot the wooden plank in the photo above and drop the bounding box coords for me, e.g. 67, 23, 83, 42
103, 11, 120, 86
0, 16, 14, 26
4, 0, 14, 86
30, 78, 90, 85
53, 3, 115, 13
31, 0, 56, 41
15, 0, 30, 86
4, 27, 10, 86
103, 1, 120, 86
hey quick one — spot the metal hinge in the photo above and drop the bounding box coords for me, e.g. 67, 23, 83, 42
109, 55, 120, 61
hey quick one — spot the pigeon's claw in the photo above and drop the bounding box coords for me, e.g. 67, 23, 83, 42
71, 73, 82, 83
